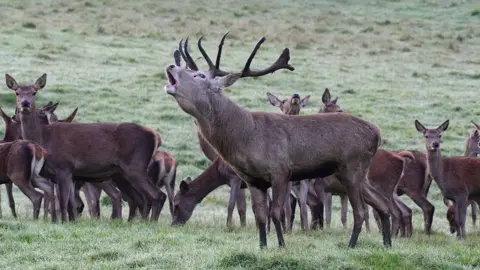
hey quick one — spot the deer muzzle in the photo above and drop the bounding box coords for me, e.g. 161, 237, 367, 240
164, 65, 178, 95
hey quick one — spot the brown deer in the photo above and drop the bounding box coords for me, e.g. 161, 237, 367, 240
266, 92, 310, 231
165, 33, 391, 248
414, 119, 480, 239
444, 122, 480, 234
0, 107, 56, 220
6, 74, 166, 223
172, 121, 247, 228
172, 157, 247, 226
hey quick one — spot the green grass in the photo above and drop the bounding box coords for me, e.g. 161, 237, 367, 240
0, 0, 479, 269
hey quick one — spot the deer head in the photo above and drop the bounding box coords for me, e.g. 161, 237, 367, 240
266, 92, 309, 115
320, 88, 342, 113
0, 107, 21, 142
164, 32, 294, 116
414, 120, 449, 151
5, 73, 46, 113
172, 177, 194, 225
465, 121, 480, 157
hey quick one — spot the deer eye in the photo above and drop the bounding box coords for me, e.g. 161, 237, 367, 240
15, 92, 19, 96
33, 92, 36, 96
194, 74, 206, 79
425, 135, 429, 139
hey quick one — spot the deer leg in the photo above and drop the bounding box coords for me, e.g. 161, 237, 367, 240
236, 188, 247, 227
289, 193, 297, 228
248, 185, 269, 248
407, 192, 435, 234
338, 170, 367, 248
471, 201, 477, 227
97, 182, 122, 220
0, 184, 3, 218
372, 209, 382, 232
454, 197, 468, 239
55, 170, 75, 223
270, 178, 289, 247
267, 189, 272, 233
32, 176, 56, 223
297, 180, 309, 231
283, 182, 293, 233
324, 193, 333, 228
226, 179, 240, 228
6, 183, 17, 218
363, 180, 392, 247
120, 167, 166, 222
11, 175, 43, 219
312, 179, 325, 230
339, 194, 348, 229
364, 205, 370, 232
83, 184, 101, 219
394, 194, 412, 237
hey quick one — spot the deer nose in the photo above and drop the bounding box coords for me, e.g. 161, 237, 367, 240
168, 65, 176, 70
292, 93, 300, 99
432, 142, 439, 148
21, 100, 30, 108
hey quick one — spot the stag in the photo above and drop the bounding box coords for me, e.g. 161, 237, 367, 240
165, 32, 391, 248
6, 74, 166, 223
415, 119, 480, 239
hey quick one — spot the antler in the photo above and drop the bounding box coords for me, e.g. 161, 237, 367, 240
172, 32, 296, 79
178, 38, 199, 71
237, 37, 295, 78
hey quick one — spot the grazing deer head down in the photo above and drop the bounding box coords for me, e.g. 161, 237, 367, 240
5, 74, 46, 112
266, 92, 309, 115
465, 121, 480, 157
320, 88, 342, 113
414, 120, 449, 151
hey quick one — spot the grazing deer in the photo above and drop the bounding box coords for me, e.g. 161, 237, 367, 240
165, 33, 391, 248
172, 121, 247, 228
415, 119, 480, 239
0, 107, 56, 220
173, 157, 247, 226
6, 74, 166, 223
266, 92, 310, 231
444, 122, 480, 234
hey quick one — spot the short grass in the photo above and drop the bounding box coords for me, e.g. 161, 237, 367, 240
0, 0, 480, 269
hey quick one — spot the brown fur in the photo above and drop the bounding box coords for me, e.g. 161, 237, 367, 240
172, 157, 247, 226
166, 33, 390, 248
415, 119, 480, 239
172, 123, 247, 228
8, 74, 166, 223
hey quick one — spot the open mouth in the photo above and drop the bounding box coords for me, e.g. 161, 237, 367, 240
20, 107, 31, 113
166, 69, 177, 87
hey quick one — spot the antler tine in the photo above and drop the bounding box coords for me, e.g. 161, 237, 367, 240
215, 31, 230, 70
471, 120, 480, 130
198, 36, 215, 71
239, 37, 295, 78
174, 50, 181, 67
178, 39, 188, 67
183, 37, 199, 71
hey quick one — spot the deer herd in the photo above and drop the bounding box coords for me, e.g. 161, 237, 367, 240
0, 32, 479, 250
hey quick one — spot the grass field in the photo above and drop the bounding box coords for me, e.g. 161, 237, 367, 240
0, 0, 480, 269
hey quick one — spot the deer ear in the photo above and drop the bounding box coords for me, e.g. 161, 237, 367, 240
180, 180, 189, 194
471, 120, 480, 131
331, 97, 338, 105
212, 73, 240, 89
414, 120, 426, 133
300, 95, 310, 108
0, 107, 11, 124
322, 88, 331, 104
474, 129, 480, 137
266, 92, 282, 107
5, 74, 19, 91
437, 120, 449, 133
34, 73, 47, 91
185, 177, 192, 184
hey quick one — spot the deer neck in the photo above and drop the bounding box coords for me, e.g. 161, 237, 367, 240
19, 110, 46, 146
426, 149, 445, 188
193, 93, 252, 160
186, 159, 228, 204
195, 126, 218, 162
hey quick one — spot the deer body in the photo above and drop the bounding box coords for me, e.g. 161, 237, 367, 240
165, 33, 391, 248
415, 119, 480, 239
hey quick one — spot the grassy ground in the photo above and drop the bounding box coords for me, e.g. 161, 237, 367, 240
0, 0, 479, 269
